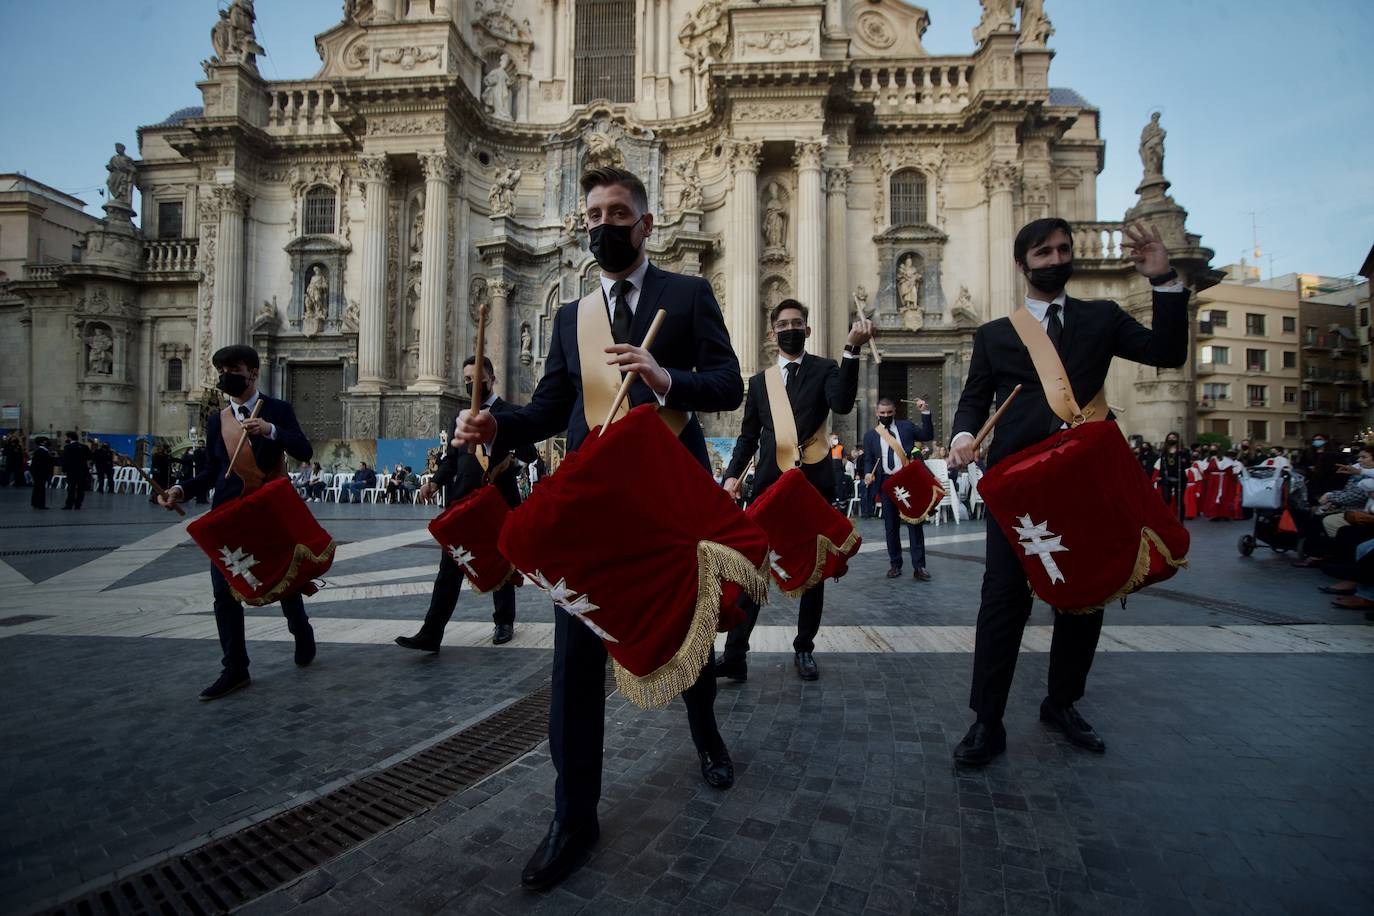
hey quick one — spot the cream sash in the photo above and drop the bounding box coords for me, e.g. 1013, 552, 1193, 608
874, 422, 910, 470
575, 289, 688, 436
762, 363, 829, 475
1008, 306, 1109, 426
219, 404, 285, 483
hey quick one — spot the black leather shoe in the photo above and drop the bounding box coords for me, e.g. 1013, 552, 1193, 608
1039, 698, 1106, 752
699, 746, 735, 789
394, 634, 441, 653
521, 819, 599, 890
913, 567, 931, 581
952, 720, 1006, 767
794, 651, 819, 681
294, 625, 316, 667
492, 623, 514, 645
199, 671, 250, 701
714, 657, 747, 682
885, 566, 901, 578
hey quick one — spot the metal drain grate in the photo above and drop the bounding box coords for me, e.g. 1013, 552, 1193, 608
0, 615, 53, 626
0, 546, 120, 557
46, 671, 616, 916
923, 550, 1318, 625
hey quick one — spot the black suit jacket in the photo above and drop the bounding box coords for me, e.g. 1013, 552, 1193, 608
951, 290, 1190, 467
724, 354, 859, 501
434, 396, 539, 508
60, 442, 91, 481
180, 394, 313, 508
862, 416, 935, 486
29, 446, 54, 481
492, 261, 742, 470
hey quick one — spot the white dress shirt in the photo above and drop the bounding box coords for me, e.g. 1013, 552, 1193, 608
599, 257, 670, 406
229, 389, 276, 440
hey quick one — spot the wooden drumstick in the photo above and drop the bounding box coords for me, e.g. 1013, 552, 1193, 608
852, 293, 882, 364
600, 308, 668, 435
119, 454, 186, 516
971, 384, 1022, 451
468, 301, 490, 469
228, 399, 264, 479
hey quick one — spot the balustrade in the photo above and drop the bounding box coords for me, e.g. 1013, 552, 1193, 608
850, 60, 973, 115
1071, 222, 1127, 261
266, 83, 343, 134
142, 238, 198, 274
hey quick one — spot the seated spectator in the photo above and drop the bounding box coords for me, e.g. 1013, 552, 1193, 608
400, 466, 420, 503
340, 461, 375, 503
385, 466, 407, 503
306, 462, 326, 501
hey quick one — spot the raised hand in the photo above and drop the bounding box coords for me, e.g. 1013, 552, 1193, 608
846, 315, 874, 347
1122, 222, 1170, 278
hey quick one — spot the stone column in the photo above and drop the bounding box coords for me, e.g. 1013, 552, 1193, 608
983, 162, 1019, 321
416, 152, 455, 389
727, 140, 762, 373
356, 155, 391, 387
488, 278, 513, 389
826, 165, 852, 360
211, 185, 249, 351
794, 140, 827, 357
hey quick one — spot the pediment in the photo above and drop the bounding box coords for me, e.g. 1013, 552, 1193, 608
313, 20, 369, 79
847, 0, 930, 58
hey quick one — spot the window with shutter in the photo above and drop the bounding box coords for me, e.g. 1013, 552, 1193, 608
574, 0, 636, 104
889, 170, 927, 226
303, 187, 337, 235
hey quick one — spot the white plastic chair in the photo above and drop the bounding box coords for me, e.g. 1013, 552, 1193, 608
927, 459, 965, 524
361, 480, 389, 503
845, 479, 863, 518
133, 468, 152, 495
324, 473, 345, 503
966, 463, 985, 519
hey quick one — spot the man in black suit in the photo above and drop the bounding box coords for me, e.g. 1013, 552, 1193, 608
29, 437, 53, 508
454, 167, 743, 891
160, 344, 317, 701
92, 440, 115, 493
396, 355, 537, 651
60, 432, 91, 510
717, 298, 872, 682
947, 217, 1188, 765
862, 399, 936, 579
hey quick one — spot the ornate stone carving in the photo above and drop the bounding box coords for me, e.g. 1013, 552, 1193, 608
982, 161, 1020, 195
679, 0, 729, 59
519, 323, 533, 365
209, 0, 265, 70
342, 299, 359, 332
488, 278, 514, 300
761, 182, 789, 252
1140, 111, 1166, 178
104, 144, 135, 206
419, 152, 457, 183
357, 154, 392, 186
1017, 0, 1054, 49
826, 166, 851, 195
378, 46, 441, 71
351, 403, 379, 438
972, 0, 1015, 46
856, 11, 897, 50
469, 276, 489, 325
302, 266, 328, 336
583, 127, 625, 170
728, 139, 762, 176
793, 140, 826, 172
897, 254, 922, 312
674, 157, 703, 211
488, 161, 521, 216
212, 184, 251, 213
87, 326, 114, 375
481, 53, 514, 120
740, 31, 814, 56
733, 101, 818, 123
366, 116, 444, 136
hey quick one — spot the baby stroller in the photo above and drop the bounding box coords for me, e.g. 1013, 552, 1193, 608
1237, 457, 1306, 556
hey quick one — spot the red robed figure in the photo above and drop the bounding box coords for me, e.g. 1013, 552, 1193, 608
1200, 460, 1244, 520
499, 405, 769, 709
428, 484, 518, 593
746, 467, 861, 596
977, 422, 1189, 614
187, 477, 336, 606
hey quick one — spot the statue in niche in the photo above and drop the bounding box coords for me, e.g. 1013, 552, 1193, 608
489, 163, 521, 215
1139, 111, 1166, 178
675, 158, 703, 211
1017, 0, 1053, 48
87, 328, 114, 375
762, 183, 788, 251
302, 266, 328, 337
481, 53, 514, 120
520, 323, 533, 365
105, 143, 135, 205
897, 255, 922, 311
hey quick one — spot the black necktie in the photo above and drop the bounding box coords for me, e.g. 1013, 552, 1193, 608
1046, 302, 1064, 351
784, 362, 797, 389
610, 279, 633, 345
237, 405, 250, 421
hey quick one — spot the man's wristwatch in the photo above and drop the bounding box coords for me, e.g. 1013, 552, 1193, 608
1148, 268, 1179, 286
843, 343, 862, 356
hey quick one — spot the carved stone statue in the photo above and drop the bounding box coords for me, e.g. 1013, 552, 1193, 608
1017, 0, 1054, 48
953, 285, 973, 313
678, 0, 728, 58
972, 0, 1016, 45
897, 255, 922, 311
87, 329, 114, 375
342, 299, 360, 332
762, 183, 788, 250
584, 128, 624, 170
489, 164, 521, 215
210, 10, 233, 62
481, 53, 513, 120
1140, 111, 1166, 178
675, 158, 703, 211
211, 0, 265, 67
519, 323, 533, 365
302, 266, 328, 337
105, 143, 135, 205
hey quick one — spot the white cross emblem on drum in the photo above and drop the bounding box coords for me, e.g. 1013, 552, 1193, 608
447, 545, 478, 577
218, 545, 263, 589
527, 570, 618, 643
767, 549, 789, 582
893, 486, 912, 507
1013, 514, 1068, 583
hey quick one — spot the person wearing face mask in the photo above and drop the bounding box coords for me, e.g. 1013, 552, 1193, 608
158, 345, 317, 701
397, 355, 538, 651
862, 397, 936, 579
945, 216, 1189, 767
451, 166, 743, 891
716, 299, 873, 682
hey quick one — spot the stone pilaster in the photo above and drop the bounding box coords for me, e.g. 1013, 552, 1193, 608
415, 152, 455, 390
211, 185, 250, 352
356, 155, 391, 388
983, 162, 1019, 321
727, 139, 762, 373
794, 140, 827, 357
488, 278, 513, 389
825, 165, 852, 360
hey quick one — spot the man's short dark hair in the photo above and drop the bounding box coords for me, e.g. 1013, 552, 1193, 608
462, 355, 496, 376
1013, 217, 1074, 267
580, 167, 650, 215
212, 344, 260, 371
877, 397, 897, 408
65, 431, 77, 441
770, 298, 808, 326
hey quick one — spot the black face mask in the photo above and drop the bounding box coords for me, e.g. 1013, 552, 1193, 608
464, 382, 489, 403
879, 415, 894, 428
217, 372, 250, 397
1025, 261, 1074, 294
589, 217, 643, 273
776, 328, 806, 356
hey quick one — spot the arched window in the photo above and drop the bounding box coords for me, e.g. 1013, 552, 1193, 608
574, 0, 636, 104
303, 186, 337, 235
166, 358, 183, 392
889, 170, 928, 226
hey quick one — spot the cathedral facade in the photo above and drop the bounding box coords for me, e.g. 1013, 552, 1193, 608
1, 0, 1220, 449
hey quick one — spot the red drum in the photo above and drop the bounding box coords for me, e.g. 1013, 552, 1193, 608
187, 477, 336, 606
499, 405, 769, 709
747, 468, 861, 596
879, 460, 945, 524
977, 422, 1189, 614
428, 484, 518, 593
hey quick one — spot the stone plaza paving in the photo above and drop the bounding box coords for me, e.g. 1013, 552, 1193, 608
1, 486, 1372, 915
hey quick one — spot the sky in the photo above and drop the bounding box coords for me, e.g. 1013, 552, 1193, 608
1, 0, 1370, 279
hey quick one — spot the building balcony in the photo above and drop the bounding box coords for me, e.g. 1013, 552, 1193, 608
1197, 321, 1214, 339
1304, 403, 1333, 417
1197, 399, 1218, 413
22, 263, 65, 282
142, 238, 198, 275
1071, 222, 1132, 268
1197, 361, 1219, 376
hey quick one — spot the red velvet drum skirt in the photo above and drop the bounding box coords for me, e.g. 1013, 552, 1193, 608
747, 467, 861, 596
879, 460, 945, 524
428, 484, 517, 593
